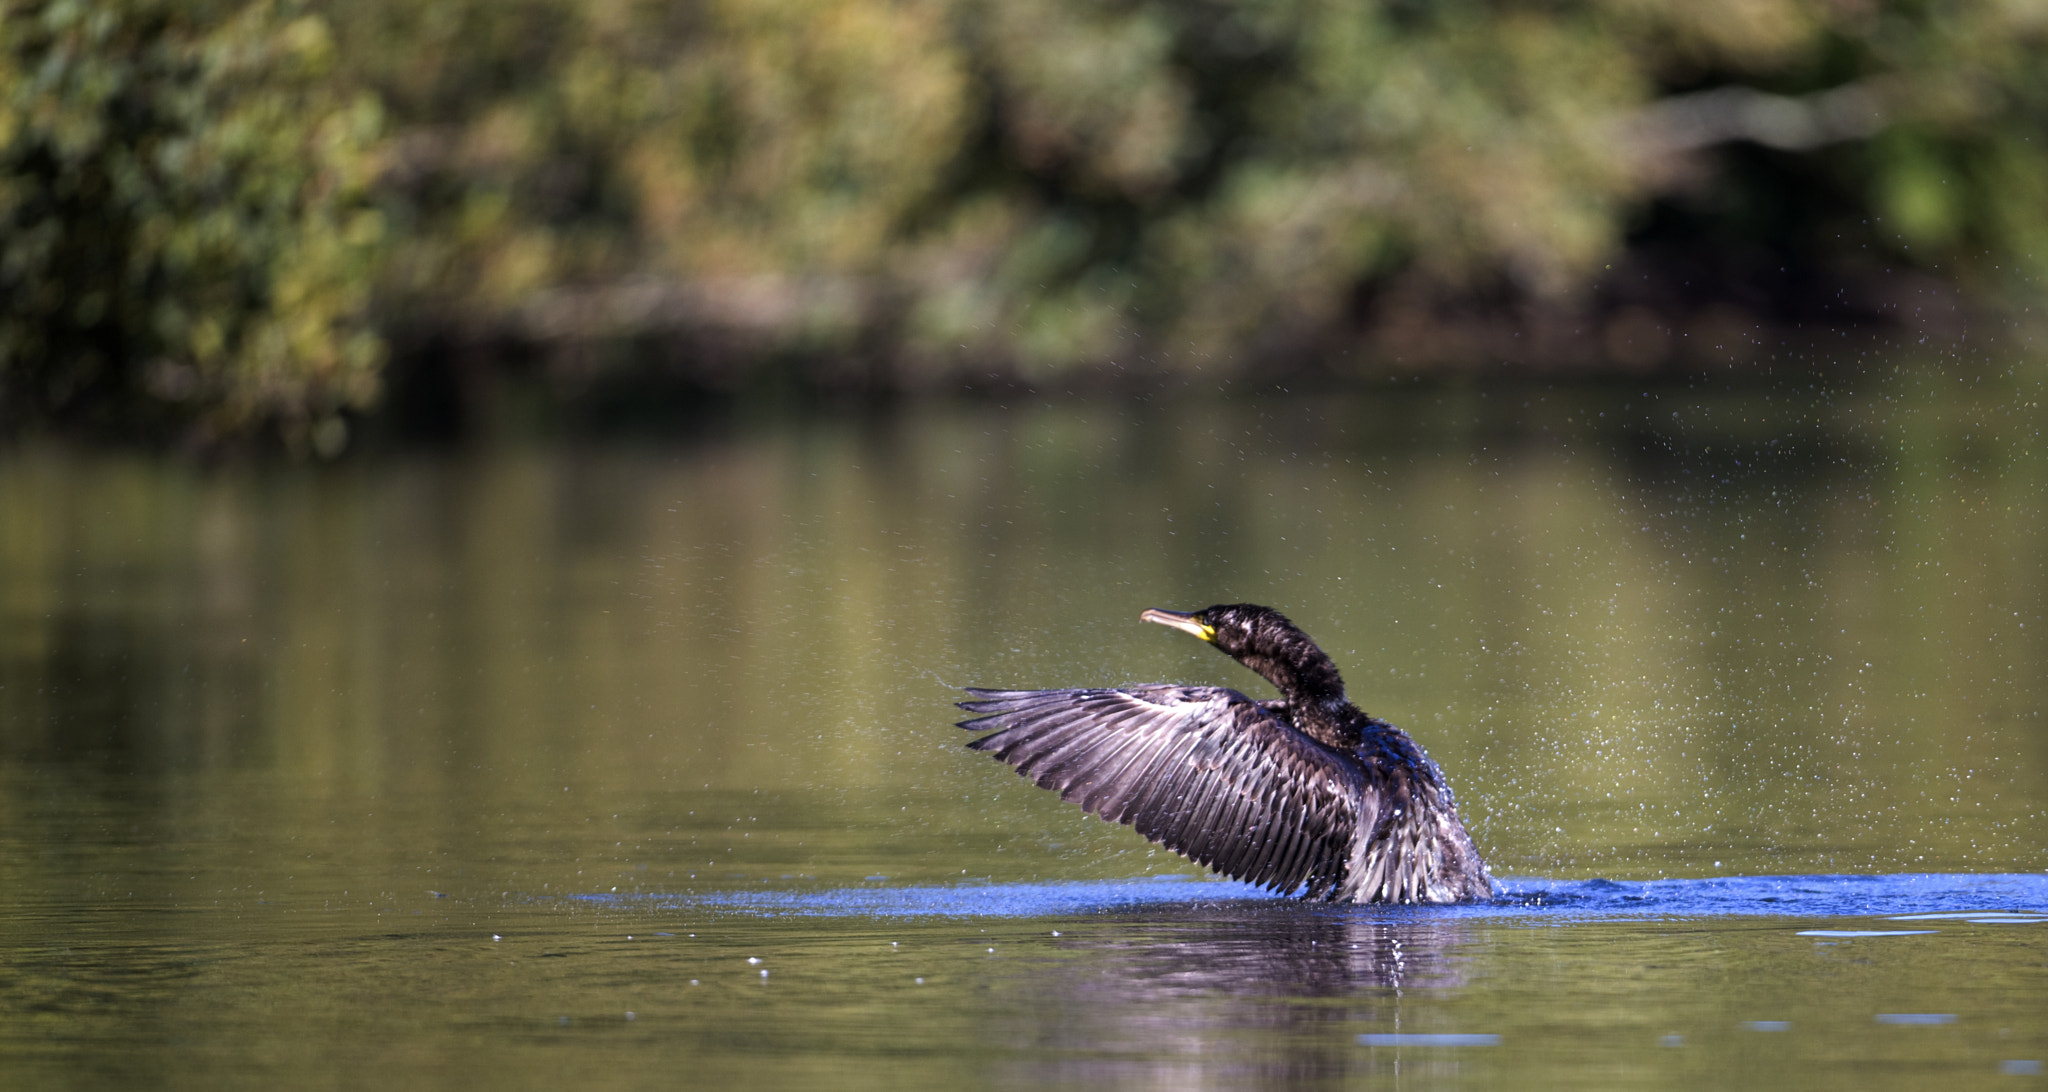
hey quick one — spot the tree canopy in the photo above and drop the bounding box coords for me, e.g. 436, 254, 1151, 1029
4, 0, 2045, 445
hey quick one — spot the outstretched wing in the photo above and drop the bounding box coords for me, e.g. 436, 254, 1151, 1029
958, 685, 1369, 896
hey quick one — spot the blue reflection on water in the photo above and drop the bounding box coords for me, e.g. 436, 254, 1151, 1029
1357, 1033, 1499, 1047
1796, 929, 1937, 937
566, 872, 2048, 920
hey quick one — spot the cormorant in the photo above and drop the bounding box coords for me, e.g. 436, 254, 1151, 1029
957, 604, 1494, 904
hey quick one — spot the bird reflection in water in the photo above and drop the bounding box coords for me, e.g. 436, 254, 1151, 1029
984, 907, 1477, 1086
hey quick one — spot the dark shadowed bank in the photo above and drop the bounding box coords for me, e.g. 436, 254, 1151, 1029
3, 0, 2045, 451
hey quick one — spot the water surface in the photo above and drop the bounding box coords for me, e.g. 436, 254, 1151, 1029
3, 364, 2045, 1086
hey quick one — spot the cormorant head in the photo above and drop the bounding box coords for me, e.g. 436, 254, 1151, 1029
1141, 603, 1346, 702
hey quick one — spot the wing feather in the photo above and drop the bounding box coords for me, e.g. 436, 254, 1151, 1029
1072, 728, 1170, 813
1172, 766, 1242, 873
958, 685, 1363, 894
1128, 741, 1206, 833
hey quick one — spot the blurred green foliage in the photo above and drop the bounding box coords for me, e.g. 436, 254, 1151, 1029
0, 0, 384, 451
4, 0, 2048, 443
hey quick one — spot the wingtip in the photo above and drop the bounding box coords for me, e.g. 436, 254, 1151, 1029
957, 688, 1001, 711
957, 686, 995, 718
956, 687, 1052, 716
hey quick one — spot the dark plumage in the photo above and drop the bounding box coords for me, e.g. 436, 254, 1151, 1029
957, 604, 1494, 904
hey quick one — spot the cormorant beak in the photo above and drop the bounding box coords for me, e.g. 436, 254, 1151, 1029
1141, 608, 1216, 642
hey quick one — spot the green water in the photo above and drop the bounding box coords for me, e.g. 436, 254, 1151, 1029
3, 368, 2046, 1087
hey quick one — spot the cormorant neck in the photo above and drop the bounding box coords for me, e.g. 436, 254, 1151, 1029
1239, 641, 1362, 747
1238, 636, 1345, 705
